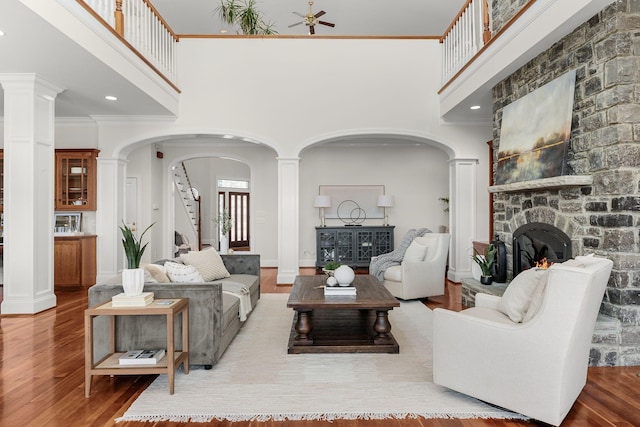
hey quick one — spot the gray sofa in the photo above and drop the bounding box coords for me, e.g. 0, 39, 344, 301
88, 254, 260, 368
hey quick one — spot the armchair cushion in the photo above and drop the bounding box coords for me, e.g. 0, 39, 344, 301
404, 240, 428, 262
382, 265, 402, 281
498, 268, 546, 322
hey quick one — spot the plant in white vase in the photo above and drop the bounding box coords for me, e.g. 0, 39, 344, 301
214, 209, 233, 254
119, 221, 154, 296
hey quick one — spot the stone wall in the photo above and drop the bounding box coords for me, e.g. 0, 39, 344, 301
491, 0, 531, 34
491, 1, 640, 366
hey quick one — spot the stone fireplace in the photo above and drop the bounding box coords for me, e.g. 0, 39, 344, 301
512, 222, 572, 276
488, 2, 640, 366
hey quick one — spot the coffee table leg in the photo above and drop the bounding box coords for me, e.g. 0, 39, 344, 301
294, 309, 313, 345
373, 309, 393, 345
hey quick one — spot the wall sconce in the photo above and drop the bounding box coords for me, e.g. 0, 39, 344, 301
377, 195, 394, 226
314, 195, 332, 227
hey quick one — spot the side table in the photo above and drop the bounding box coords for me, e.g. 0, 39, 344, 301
84, 298, 189, 397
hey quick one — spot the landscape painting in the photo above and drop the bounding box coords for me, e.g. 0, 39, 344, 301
495, 70, 576, 185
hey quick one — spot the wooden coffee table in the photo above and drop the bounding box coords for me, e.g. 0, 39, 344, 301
287, 274, 400, 354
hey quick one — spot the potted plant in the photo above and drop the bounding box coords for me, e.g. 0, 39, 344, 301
472, 243, 496, 285
119, 221, 154, 296
322, 260, 341, 276
214, 209, 233, 254
215, 0, 277, 35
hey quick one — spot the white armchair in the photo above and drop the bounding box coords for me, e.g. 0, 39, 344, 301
381, 233, 450, 300
433, 255, 613, 426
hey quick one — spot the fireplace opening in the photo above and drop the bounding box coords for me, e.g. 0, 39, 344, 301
512, 222, 571, 276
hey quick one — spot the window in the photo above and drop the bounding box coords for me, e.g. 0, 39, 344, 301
217, 179, 249, 190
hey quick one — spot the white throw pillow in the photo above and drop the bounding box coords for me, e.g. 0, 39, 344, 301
165, 261, 205, 283
523, 259, 585, 322
498, 268, 546, 322
404, 240, 428, 263
180, 248, 230, 281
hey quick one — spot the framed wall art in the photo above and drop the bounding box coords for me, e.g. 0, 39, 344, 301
319, 185, 385, 223
496, 70, 576, 185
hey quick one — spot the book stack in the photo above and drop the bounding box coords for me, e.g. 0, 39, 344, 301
118, 349, 166, 365
111, 292, 154, 307
324, 285, 356, 296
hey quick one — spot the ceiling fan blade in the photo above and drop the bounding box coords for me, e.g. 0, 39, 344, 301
309, 25, 315, 35
314, 10, 326, 18
292, 11, 305, 18
318, 20, 335, 28
288, 21, 303, 28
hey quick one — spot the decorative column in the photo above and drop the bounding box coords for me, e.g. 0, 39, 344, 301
0, 74, 63, 314
95, 157, 127, 283
447, 158, 479, 282
277, 157, 300, 284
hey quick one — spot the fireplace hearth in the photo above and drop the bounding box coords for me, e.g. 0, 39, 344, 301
512, 222, 571, 276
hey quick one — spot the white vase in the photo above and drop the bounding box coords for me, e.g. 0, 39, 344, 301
122, 268, 145, 296
334, 265, 355, 286
219, 235, 229, 254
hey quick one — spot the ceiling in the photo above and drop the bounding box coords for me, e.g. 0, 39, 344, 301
152, 0, 468, 37
0, 0, 477, 120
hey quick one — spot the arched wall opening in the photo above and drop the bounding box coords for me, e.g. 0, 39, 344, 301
298, 137, 453, 267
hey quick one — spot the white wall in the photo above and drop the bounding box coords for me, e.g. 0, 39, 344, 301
299, 143, 450, 266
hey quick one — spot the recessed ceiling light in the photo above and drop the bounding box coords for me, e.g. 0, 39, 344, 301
470, 105, 481, 110
105, 95, 118, 101
0, 30, 5, 37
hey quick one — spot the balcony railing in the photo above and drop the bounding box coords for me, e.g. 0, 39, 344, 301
440, 0, 491, 86
78, 0, 178, 88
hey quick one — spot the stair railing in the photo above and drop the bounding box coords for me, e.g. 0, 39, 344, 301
440, 0, 492, 86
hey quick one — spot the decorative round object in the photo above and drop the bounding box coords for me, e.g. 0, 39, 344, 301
334, 265, 355, 286
337, 200, 366, 225
326, 276, 338, 287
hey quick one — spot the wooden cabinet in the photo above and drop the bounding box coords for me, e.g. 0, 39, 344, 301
316, 226, 394, 268
55, 149, 99, 210
54, 235, 97, 289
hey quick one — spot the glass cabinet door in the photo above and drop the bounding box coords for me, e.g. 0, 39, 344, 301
55, 149, 98, 211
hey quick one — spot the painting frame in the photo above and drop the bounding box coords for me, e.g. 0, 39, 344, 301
319, 185, 385, 221
495, 70, 577, 185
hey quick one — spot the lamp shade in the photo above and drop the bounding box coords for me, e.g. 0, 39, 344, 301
377, 195, 394, 207
314, 195, 332, 208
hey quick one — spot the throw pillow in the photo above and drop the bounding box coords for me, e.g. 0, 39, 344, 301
143, 268, 158, 283
180, 247, 230, 281
403, 240, 428, 263
165, 261, 205, 283
522, 269, 550, 323
498, 268, 546, 322
142, 263, 171, 283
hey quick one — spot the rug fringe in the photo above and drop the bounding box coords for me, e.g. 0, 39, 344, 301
116, 411, 528, 423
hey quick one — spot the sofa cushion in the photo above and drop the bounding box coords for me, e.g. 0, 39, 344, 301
165, 261, 205, 282
498, 268, 546, 322
142, 263, 171, 283
181, 248, 230, 281
222, 293, 241, 330
383, 265, 403, 282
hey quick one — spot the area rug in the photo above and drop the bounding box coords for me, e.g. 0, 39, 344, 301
117, 293, 526, 423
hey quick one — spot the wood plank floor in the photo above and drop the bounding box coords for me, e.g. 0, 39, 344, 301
1, 268, 638, 426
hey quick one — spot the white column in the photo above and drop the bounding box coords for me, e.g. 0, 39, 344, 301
96, 157, 127, 282
277, 157, 299, 284
447, 158, 479, 282
0, 74, 63, 314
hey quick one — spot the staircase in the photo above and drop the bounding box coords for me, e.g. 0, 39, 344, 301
173, 162, 201, 250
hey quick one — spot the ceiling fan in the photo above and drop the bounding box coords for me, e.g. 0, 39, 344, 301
288, 1, 335, 35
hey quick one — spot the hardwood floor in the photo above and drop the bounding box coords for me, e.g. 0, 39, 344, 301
1, 270, 638, 426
